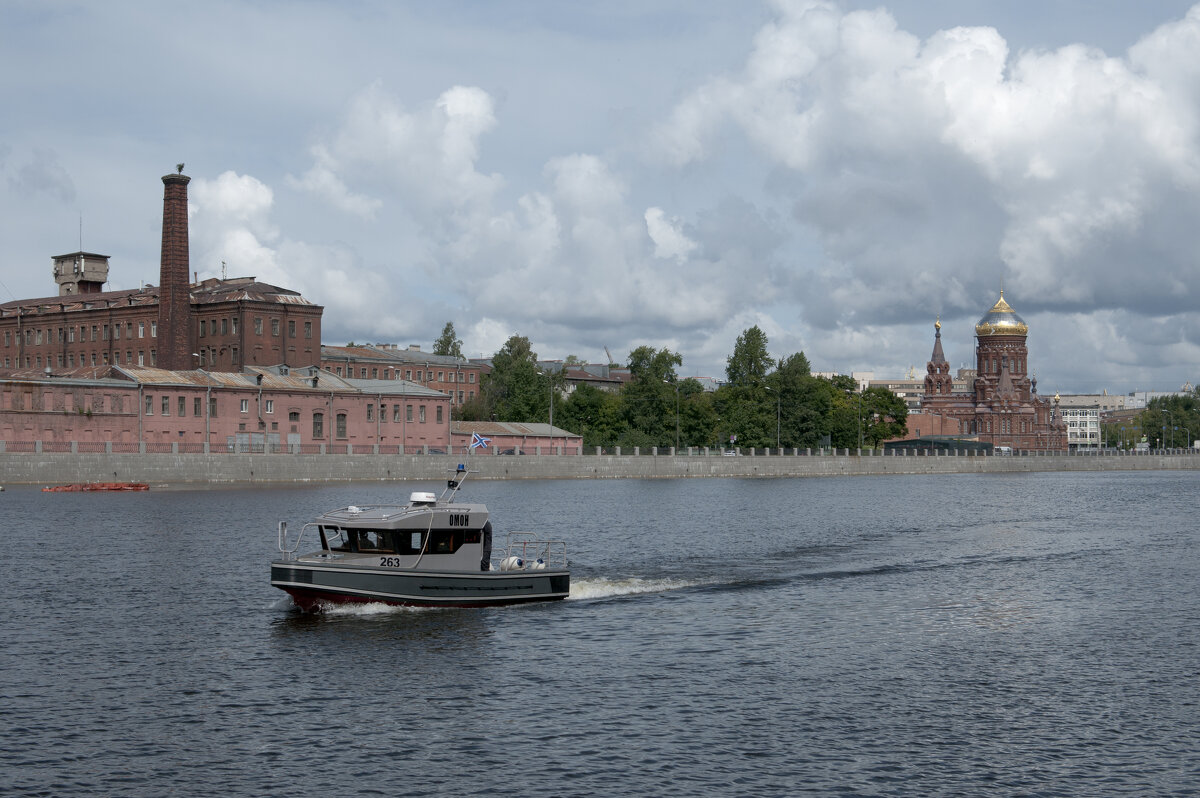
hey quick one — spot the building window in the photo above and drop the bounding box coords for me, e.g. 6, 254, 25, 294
367, 404, 374, 421
232, 318, 239, 334
222, 318, 229, 335
458, 391, 464, 403
436, 406, 443, 424
469, 373, 476, 384
360, 368, 367, 378
91, 325, 98, 341
313, 412, 324, 438
271, 318, 280, 336
371, 368, 378, 378
419, 405, 426, 423
289, 411, 299, 422
304, 321, 312, 339
179, 396, 186, 416
265, 400, 274, 414
199, 321, 206, 338
162, 396, 170, 416
150, 349, 156, 366
288, 320, 296, 338
138, 322, 145, 339
208, 396, 218, 417
151, 322, 157, 338
254, 317, 263, 335
406, 404, 413, 422
393, 405, 401, 422
438, 371, 444, 381
336, 413, 347, 438
145, 395, 154, 415
240, 399, 249, 413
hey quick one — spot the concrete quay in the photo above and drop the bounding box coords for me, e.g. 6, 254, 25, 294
2, 448, 1199, 486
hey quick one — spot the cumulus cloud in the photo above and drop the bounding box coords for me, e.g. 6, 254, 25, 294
645, 207, 698, 262
654, 0, 1200, 343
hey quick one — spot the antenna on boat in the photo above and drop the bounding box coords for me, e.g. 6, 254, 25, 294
441, 463, 472, 503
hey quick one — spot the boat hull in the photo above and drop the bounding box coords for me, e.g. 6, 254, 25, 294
270, 561, 570, 610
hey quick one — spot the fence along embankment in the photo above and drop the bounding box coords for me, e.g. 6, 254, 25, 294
2, 446, 1198, 485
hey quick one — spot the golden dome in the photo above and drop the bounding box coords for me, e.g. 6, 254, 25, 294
975, 291, 1028, 336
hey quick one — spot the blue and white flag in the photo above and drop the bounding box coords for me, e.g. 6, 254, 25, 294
470, 432, 491, 450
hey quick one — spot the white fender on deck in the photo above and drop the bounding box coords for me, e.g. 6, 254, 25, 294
500, 556, 524, 571
532, 558, 546, 570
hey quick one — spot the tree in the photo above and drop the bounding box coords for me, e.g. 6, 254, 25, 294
725, 326, 772, 387
483, 335, 548, 422
860, 386, 909, 447
622, 346, 683, 446
556, 383, 623, 447
715, 327, 775, 447
433, 322, 463, 359
773, 351, 825, 448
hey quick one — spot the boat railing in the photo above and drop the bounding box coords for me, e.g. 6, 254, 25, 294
498, 532, 567, 569
278, 521, 320, 561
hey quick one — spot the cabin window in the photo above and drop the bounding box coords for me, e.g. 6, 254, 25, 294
324, 527, 351, 551
354, 530, 393, 553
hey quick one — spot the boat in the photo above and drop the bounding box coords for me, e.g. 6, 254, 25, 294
270, 464, 569, 610
42, 482, 150, 492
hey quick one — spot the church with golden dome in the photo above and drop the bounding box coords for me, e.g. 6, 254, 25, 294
918, 292, 1068, 451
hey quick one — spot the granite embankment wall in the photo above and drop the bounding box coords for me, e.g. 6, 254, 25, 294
3, 449, 1199, 485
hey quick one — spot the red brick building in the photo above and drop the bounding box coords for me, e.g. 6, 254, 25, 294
0, 171, 322, 376
321, 344, 481, 408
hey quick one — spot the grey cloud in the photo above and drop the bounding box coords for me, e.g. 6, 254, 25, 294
8, 149, 75, 203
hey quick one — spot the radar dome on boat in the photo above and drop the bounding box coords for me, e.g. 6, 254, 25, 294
409, 491, 437, 504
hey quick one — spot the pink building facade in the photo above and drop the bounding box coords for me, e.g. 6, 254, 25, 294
0, 365, 451, 453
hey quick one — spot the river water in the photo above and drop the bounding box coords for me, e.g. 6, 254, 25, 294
2, 471, 1197, 797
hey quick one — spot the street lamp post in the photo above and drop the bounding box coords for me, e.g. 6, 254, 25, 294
857, 391, 863, 451
662, 378, 680, 450
765, 385, 781, 450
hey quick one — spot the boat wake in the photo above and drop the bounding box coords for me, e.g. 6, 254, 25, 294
568, 576, 711, 601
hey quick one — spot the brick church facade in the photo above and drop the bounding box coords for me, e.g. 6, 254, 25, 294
917, 293, 1067, 451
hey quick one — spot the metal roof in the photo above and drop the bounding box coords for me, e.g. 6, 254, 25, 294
452, 420, 579, 438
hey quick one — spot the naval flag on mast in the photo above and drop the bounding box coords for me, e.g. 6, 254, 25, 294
470, 432, 491, 451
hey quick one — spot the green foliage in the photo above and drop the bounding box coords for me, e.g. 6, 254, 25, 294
483, 336, 550, 422
1137, 394, 1200, 448
725, 325, 772, 387
432, 322, 463, 358
469, 325, 910, 453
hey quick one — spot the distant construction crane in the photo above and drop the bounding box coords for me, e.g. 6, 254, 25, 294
604, 346, 614, 366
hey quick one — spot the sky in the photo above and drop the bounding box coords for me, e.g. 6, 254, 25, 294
4, 0, 1200, 395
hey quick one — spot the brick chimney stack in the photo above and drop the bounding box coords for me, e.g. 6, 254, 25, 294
157, 169, 192, 371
